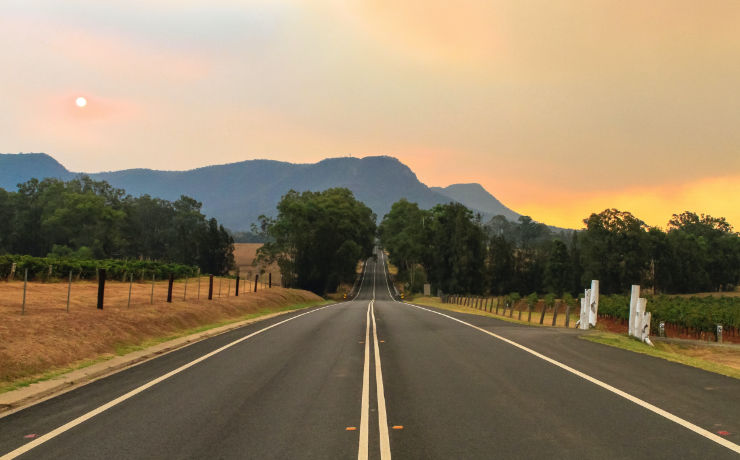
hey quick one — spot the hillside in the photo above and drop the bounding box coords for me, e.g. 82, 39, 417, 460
0, 153, 522, 230
0, 153, 72, 189
432, 183, 520, 221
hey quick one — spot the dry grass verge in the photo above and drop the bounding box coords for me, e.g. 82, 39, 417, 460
0, 280, 324, 390
583, 331, 740, 380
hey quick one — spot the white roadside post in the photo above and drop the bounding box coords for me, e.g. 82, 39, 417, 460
642, 311, 653, 346
628, 285, 640, 337
588, 280, 600, 327
633, 296, 654, 346
634, 297, 645, 338
578, 289, 591, 330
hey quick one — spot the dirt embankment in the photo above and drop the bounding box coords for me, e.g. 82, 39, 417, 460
0, 279, 322, 385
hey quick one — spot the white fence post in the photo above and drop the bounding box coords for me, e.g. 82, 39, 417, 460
579, 289, 591, 330
642, 311, 652, 345
634, 297, 645, 338
632, 297, 653, 346
628, 285, 640, 337
588, 280, 599, 327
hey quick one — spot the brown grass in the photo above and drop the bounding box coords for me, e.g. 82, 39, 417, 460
660, 342, 740, 370
233, 243, 281, 285
0, 278, 322, 384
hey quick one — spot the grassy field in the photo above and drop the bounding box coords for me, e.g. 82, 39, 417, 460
0, 279, 324, 390
233, 243, 281, 285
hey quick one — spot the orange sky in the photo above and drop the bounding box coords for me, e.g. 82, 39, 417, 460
1, 1, 739, 229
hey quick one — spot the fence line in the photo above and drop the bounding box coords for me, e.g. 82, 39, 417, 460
2, 271, 279, 315
443, 294, 580, 329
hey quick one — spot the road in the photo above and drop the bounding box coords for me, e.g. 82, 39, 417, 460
1, 250, 739, 459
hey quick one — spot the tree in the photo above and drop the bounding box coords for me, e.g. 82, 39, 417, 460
544, 240, 570, 296
0, 188, 13, 253
568, 231, 583, 295
378, 199, 428, 292
662, 212, 739, 292
487, 234, 515, 295
199, 218, 235, 275
515, 216, 551, 249
257, 188, 376, 295
423, 202, 486, 295
668, 211, 733, 236
580, 209, 649, 294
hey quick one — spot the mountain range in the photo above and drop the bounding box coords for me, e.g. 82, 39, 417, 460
0, 153, 521, 231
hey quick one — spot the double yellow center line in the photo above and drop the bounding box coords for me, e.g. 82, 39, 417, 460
357, 270, 392, 460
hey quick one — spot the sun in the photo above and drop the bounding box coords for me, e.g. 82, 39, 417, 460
75, 96, 87, 108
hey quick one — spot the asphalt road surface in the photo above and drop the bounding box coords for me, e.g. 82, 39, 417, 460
1, 250, 739, 459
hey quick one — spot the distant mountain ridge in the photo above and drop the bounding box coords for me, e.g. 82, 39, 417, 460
432, 183, 520, 222
0, 153, 522, 230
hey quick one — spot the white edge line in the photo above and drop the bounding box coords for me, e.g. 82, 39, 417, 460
374, 251, 740, 455
371, 300, 392, 460
401, 301, 740, 455
1, 303, 341, 460
357, 301, 371, 460
351, 259, 369, 301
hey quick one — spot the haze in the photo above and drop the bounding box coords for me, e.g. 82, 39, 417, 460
2, 0, 739, 228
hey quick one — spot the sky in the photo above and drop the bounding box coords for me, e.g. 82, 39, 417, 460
2, 0, 739, 229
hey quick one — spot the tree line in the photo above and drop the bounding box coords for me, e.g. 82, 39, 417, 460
0, 177, 234, 275
379, 200, 740, 297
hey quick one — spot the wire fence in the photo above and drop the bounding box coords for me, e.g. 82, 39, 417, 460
1, 269, 278, 315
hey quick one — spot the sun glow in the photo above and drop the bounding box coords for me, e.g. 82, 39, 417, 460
75, 96, 87, 108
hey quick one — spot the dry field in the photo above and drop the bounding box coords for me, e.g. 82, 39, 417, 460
0, 278, 322, 386
233, 243, 282, 285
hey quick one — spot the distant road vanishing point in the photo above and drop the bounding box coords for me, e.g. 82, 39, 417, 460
1, 250, 739, 459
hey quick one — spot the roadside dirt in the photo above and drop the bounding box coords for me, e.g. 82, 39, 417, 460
0, 279, 321, 384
